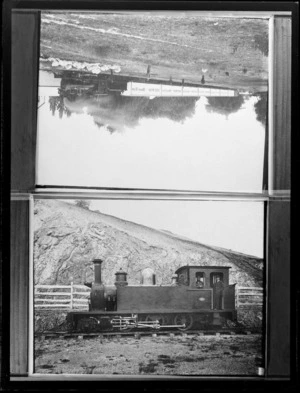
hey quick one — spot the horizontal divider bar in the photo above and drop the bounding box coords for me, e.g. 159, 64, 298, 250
11, 190, 290, 201
35, 290, 71, 293
35, 291, 89, 295
35, 305, 71, 308
72, 293, 90, 296
33, 193, 269, 201
71, 299, 89, 302
35, 299, 73, 303
237, 287, 263, 290
238, 293, 263, 296
35, 285, 71, 289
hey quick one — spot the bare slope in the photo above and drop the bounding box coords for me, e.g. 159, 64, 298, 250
34, 199, 263, 286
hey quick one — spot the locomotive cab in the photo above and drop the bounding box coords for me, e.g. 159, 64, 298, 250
176, 265, 230, 288
175, 265, 236, 310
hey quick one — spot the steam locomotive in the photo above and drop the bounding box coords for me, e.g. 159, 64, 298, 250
66, 259, 237, 332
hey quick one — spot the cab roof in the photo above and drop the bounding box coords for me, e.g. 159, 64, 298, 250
175, 265, 231, 273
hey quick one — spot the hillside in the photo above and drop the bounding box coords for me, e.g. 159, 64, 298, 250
33, 199, 263, 286
40, 12, 268, 91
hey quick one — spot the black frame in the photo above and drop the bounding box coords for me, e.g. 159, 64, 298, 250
2, 0, 298, 391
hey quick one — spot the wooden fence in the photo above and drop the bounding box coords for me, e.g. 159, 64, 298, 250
236, 287, 264, 308
35, 283, 90, 310
34, 284, 264, 310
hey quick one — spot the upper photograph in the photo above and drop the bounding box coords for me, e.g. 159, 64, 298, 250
37, 11, 269, 192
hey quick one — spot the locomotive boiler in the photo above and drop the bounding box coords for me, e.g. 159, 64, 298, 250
67, 259, 237, 332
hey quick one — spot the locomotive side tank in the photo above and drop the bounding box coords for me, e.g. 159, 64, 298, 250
67, 259, 237, 332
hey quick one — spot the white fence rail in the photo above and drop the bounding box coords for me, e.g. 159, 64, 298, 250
236, 286, 264, 308
35, 282, 90, 310
35, 284, 264, 310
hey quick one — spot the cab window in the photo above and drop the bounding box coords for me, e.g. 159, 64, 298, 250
195, 272, 205, 288
210, 273, 224, 288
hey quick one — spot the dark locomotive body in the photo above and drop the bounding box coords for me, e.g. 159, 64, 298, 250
67, 259, 237, 332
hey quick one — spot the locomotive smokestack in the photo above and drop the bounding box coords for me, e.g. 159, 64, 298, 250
91, 258, 106, 311
93, 259, 103, 284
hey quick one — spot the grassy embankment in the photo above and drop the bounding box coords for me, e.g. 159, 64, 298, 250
40, 13, 268, 91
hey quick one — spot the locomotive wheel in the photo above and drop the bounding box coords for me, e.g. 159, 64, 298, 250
77, 317, 98, 332
174, 314, 193, 331
145, 314, 167, 327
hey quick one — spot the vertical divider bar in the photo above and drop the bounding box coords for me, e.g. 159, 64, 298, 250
10, 10, 40, 377
266, 16, 292, 378
70, 282, 74, 310
266, 200, 290, 376
10, 200, 30, 375
28, 195, 34, 376
268, 16, 275, 195
264, 200, 269, 376
34, 11, 41, 188
273, 17, 292, 191
11, 11, 39, 192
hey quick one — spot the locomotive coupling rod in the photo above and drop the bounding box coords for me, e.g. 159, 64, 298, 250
159, 325, 186, 328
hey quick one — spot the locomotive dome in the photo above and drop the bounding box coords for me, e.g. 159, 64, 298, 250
140, 267, 156, 285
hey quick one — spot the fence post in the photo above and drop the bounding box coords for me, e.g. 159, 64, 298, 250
236, 287, 239, 308
70, 281, 73, 309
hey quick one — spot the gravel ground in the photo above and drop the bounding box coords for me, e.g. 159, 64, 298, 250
35, 334, 263, 376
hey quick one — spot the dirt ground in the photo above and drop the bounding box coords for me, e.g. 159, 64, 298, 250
34, 334, 263, 376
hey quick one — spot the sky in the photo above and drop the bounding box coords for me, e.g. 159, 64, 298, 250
87, 199, 264, 258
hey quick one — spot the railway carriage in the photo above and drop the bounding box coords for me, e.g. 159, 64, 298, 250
67, 259, 237, 332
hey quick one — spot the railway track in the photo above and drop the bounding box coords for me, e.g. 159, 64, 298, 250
36, 327, 262, 340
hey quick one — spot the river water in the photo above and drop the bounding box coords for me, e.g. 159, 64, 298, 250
36, 70, 266, 192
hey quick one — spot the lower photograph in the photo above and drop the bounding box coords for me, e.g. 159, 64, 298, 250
32, 198, 265, 377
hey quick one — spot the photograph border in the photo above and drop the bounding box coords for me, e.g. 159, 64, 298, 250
29, 196, 267, 378
2, 0, 298, 391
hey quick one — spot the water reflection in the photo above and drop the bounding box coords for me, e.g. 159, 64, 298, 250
37, 70, 267, 191
43, 70, 267, 132
54, 95, 200, 132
